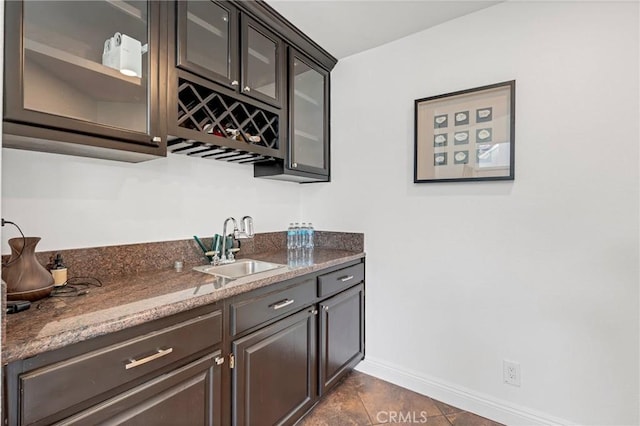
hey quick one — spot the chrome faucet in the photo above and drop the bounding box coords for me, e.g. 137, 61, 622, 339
220, 216, 255, 264
220, 217, 238, 264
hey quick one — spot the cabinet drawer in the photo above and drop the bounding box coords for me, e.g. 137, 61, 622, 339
317, 263, 365, 297
20, 310, 222, 425
53, 352, 222, 426
231, 279, 315, 335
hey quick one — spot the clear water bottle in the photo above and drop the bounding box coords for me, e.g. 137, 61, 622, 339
293, 222, 301, 249
287, 243, 298, 267
287, 223, 295, 250
307, 223, 314, 252
305, 246, 314, 265
300, 222, 308, 249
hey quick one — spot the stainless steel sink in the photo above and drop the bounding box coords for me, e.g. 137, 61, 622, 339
193, 259, 285, 280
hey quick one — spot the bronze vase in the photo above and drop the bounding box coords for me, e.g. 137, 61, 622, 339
2, 237, 54, 301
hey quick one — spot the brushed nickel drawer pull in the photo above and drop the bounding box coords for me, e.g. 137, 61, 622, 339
272, 299, 294, 310
339, 275, 354, 282
125, 348, 173, 370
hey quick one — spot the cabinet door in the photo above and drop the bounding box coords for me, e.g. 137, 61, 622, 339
240, 16, 284, 108
289, 49, 330, 176
53, 352, 223, 426
319, 284, 365, 395
176, 0, 239, 90
232, 308, 317, 426
4, 0, 163, 148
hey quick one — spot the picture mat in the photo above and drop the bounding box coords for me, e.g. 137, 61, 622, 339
416, 85, 512, 181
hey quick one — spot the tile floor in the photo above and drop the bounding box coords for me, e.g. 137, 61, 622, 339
298, 371, 504, 426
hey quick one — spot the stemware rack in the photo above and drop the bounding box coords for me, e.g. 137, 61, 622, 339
168, 78, 282, 164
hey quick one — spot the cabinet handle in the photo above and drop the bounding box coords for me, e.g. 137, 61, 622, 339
292, 162, 298, 168
231, 80, 239, 86
152, 136, 161, 143
243, 86, 251, 92
272, 299, 294, 310
215, 356, 225, 366
339, 275, 354, 282
125, 348, 173, 370
323, 306, 329, 312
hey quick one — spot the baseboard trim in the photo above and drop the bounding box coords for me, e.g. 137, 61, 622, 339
355, 357, 574, 426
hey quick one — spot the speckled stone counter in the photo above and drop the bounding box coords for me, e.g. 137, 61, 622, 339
3, 248, 364, 364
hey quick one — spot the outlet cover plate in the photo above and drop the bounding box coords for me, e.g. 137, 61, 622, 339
503, 360, 521, 387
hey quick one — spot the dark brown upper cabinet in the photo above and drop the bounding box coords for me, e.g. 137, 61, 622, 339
240, 16, 284, 108
3, 0, 166, 162
254, 48, 329, 182
169, 1, 284, 163
289, 49, 329, 176
176, 0, 239, 90
2, 0, 336, 170
176, 1, 284, 109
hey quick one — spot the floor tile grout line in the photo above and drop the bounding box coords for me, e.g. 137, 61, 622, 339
355, 388, 376, 425
444, 413, 455, 426
433, 398, 455, 425
302, 371, 499, 426
355, 371, 455, 425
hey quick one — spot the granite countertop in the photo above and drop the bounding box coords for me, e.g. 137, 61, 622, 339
4, 249, 364, 364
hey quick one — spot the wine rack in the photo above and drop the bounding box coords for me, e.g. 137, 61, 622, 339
168, 78, 282, 163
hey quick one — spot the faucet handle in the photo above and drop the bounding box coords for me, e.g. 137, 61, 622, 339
205, 250, 220, 266
227, 248, 240, 262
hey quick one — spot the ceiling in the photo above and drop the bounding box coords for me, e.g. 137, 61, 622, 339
266, 1, 502, 60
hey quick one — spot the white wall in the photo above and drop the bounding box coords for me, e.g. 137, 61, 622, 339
302, 2, 639, 425
1, 150, 302, 251
1, 1, 638, 424
0, 0, 4, 418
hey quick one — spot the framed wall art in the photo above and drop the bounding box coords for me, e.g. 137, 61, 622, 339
414, 80, 515, 183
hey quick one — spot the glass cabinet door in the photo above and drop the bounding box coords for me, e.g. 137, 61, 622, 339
177, 0, 238, 89
290, 51, 329, 174
17, 1, 156, 141
241, 18, 283, 107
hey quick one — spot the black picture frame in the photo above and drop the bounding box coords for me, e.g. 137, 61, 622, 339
414, 80, 515, 183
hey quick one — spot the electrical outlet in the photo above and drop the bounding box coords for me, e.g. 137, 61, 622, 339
503, 360, 521, 387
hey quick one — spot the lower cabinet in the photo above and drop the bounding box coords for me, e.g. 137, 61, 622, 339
319, 283, 365, 395
4, 261, 365, 426
231, 261, 365, 425
56, 351, 223, 426
232, 308, 317, 426
4, 305, 223, 426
